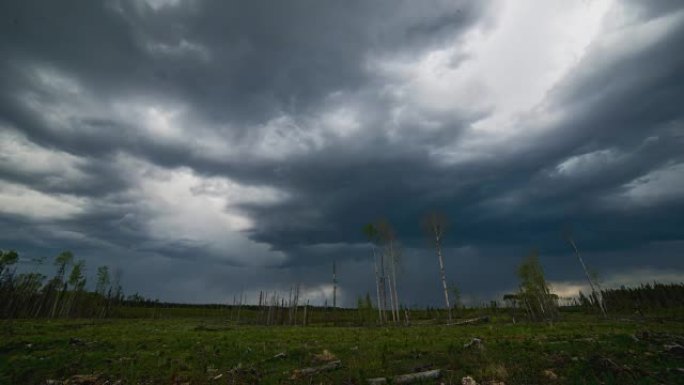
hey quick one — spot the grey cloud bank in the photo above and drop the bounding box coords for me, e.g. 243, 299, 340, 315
1, 0, 683, 306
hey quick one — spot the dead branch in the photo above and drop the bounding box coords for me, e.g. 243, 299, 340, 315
448, 316, 490, 326
367, 369, 442, 385
290, 360, 342, 379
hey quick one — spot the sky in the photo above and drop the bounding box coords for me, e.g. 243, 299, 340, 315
1, 0, 683, 307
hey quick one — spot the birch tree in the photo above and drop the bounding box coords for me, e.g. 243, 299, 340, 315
50, 251, 73, 318
363, 223, 386, 324
64, 260, 86, 317
0, 249, 19, 278
517, 250, 558, 322
376, 219, 400, 323
96, 266, 110, 296
422, 212, 452, 322
564, 230, 607, 317
332, 261, 337, 309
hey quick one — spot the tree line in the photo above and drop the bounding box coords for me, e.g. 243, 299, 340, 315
0, 249, 123, 319
3, 217, 681, 324
358, 214, 684, 324
362, 213, 457, 325
362, 214, 568, 324
582, 282, 684, 313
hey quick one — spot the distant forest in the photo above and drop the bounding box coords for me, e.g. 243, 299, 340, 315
585, 283, 684, 313
2, 248, 683, 323
0, 250, 123, 319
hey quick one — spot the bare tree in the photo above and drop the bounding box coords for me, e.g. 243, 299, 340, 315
332, 261, 337, 309
363, 223, 386, 324
422, 212, 452, 322
564, 229, 607, 317
376, 220, 400, 323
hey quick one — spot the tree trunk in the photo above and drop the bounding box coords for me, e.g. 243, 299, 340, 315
372, 247, 384, 324
389, 240, 400, 323
379, 252, 388, 323
569, 239, 607, 317
303, 300, 309, 326
387, 274, 395, 323
332, 261, 337, 309
434, 235, 452, 322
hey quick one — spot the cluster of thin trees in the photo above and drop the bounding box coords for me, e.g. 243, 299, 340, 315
0, 249, 122, 319
362, 213, 454, 325
502, 250, 684, 322
503, 250, 560, 322
505, 233, 615, 322
5, 218, 677, 324
359, 214, 622, 324
254, 284, 311, 325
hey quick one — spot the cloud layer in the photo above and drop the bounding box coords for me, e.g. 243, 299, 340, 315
1, 0, 683, 305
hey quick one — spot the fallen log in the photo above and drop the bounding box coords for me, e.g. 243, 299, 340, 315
463, 337, 483, 349
367, 369, 442, 384
290, 360, 342, 379
367, 378, 387, 385
664, 343, 684, 356
395, 369, 442, 384
448, 316, 490, 326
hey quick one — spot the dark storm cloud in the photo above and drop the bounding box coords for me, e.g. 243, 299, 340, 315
1, 0, 683, 305
0, 0, 489, 142
231, 0, 684, 278
624, 0, 684, 19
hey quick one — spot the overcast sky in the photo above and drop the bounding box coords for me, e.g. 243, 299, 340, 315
1, 0, 683, 307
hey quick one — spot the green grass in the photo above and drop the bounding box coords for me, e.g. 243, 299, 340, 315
2, 314, 684, 385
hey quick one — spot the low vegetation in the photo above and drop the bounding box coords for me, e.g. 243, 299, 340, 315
2, 246, 684, 384
2, 311, 684, 385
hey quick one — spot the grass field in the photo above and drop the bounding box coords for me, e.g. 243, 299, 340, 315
2, 310, 684, 385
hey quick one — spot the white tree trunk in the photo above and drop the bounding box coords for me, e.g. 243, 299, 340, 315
434, 235, 452, 322
387, 274, 397, 323
379, 252, 388, 322
569, 238, 607, 317
389, 240, 400, 323
373, 247, 384, 324
332, 261, 337, 308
